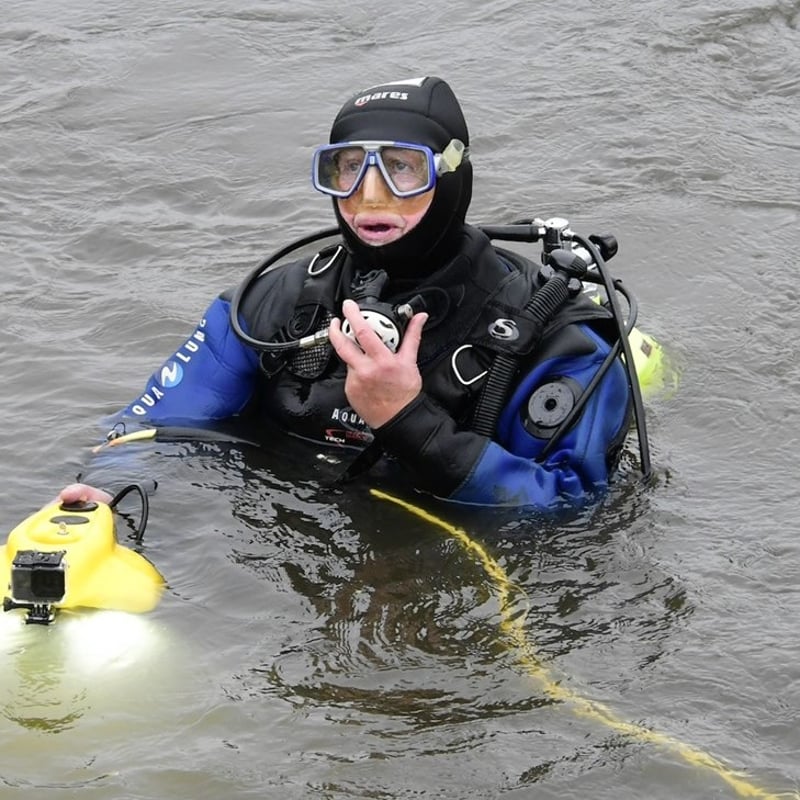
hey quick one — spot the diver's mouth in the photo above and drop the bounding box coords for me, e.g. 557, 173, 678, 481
354, 218, 405, 245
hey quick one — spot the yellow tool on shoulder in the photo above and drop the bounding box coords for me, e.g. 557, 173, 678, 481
1, 485, 165, 625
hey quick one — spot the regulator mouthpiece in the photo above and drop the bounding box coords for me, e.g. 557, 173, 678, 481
339, 270, 427, 353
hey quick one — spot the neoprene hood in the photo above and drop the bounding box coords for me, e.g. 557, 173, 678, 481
329, 76, 472, 278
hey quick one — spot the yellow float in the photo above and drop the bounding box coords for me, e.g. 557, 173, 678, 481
1, 490, 164, 625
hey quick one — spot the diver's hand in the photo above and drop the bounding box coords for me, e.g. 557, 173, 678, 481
329, 298, 428, 429
57, 483, 114, 506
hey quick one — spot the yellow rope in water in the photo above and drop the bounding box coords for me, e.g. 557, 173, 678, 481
370, 488, 794, 799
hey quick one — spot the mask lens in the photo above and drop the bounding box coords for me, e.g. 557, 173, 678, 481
378, 147, 432, 195
315, 146, 368, 196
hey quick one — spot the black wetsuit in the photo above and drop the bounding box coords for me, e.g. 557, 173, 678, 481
120, 225, 631, 508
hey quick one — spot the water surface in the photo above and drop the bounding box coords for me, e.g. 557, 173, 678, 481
2, 1, 799, 797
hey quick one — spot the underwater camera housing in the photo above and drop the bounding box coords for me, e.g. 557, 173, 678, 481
11, 549, 67, 603
5, 549, 67, 624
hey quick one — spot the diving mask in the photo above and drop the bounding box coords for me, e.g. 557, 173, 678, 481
312, 139, 466, 199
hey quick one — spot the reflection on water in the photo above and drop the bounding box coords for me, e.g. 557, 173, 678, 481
181, 443, 688, 733
1, 611, 171, 734
2, 617, 87, 735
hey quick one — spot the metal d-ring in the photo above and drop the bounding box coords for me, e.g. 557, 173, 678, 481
308, 245, 344, 276
451, 344, 488, 386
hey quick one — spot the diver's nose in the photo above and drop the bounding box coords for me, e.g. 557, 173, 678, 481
359, 165, 393, 203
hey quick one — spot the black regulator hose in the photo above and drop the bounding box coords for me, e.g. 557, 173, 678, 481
573, 233, 652, 478
228, 226, 341, 352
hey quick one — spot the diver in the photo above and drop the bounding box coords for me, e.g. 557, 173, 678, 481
60, 75, 644, 510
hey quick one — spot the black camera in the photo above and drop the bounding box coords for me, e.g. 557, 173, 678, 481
10, 550, 67, 604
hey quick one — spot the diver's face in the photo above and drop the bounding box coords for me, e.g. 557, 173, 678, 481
337, 165, 433, 247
